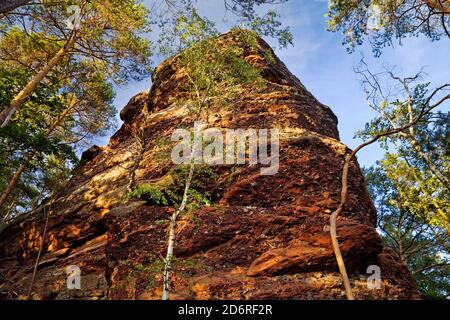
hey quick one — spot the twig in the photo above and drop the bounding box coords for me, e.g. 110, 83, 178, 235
412, 262, 450, 275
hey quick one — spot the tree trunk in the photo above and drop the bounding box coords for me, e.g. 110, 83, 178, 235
0, 0, 32, 14
160, 83, 209, 300
161, 156, 196, 300
0, 31, 77, 128
329, 154, 355, 300
0, 99, 76, 212
0, 155, 34, 214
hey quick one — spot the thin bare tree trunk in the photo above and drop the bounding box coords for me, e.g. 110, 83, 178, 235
161, 159, 196, 300
161, 79, 210, 300
0, 31, 77, 128
27, 201, 52, 299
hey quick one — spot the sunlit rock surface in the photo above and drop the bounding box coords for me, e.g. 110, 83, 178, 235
0, 30, 418, 300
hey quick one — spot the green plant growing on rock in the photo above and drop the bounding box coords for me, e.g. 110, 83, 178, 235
127, 164, 218, 207
125, 256, 203, 293
127, 184, 170, 206
154, 219, 168, 226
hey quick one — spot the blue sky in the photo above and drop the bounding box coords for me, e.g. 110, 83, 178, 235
99, 0, 450, 168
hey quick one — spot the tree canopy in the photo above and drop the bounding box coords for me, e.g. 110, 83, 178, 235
327, 0, 450, 56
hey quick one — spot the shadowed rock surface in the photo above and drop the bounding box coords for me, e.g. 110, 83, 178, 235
0, 30, 419, 300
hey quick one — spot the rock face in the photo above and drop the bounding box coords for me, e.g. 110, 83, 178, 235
0, 31, 419, 300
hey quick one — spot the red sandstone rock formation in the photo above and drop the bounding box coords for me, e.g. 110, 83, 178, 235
0, 30, 419, 300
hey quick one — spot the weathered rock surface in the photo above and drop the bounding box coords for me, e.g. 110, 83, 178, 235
0, 30, 419, 300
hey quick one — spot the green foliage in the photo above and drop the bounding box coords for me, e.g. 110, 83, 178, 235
153, 0, 292, 50
124, 255, 203, 290
178, 28, 264, 110
365, 166, 450, 299
415, 263, 450, 300
157, 7, 265, 117
324, 0, 450, 300
127, 184, 170, 205
0, 0, 292, 221
0, 0, 153, 83
379, 154, 449, 228
185, 189, 211, 211
128, 165, 218, 209
0, 68, 78, 217
355, 64, 449, 229
356, 60, 450, 299
0, 0, 154, 216
171, 165, 217, 196
327, 0, 450, 56
131, 257, 165, 290
0, 0, 152, 144
0, 64, 115, 218
153, 219, 167, 226
224, 0, 292, 47
247, 9, 293, 48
